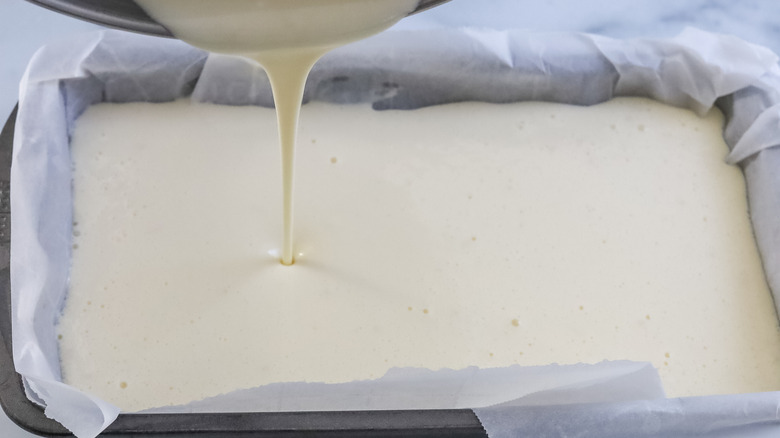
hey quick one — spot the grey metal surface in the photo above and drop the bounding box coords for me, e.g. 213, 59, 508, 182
25, 0, 170, 36
23, 0, 452, 37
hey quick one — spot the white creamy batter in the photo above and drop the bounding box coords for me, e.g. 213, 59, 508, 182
136, 0, 419, 264
59, 98, 780, 412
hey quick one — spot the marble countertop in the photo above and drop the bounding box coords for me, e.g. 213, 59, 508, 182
1, 0, 779, 436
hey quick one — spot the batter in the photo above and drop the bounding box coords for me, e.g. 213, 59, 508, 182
135, 0, 419, 264
59, 98, 780, 412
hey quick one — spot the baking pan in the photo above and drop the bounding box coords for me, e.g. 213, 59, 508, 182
7, 27, 780, 437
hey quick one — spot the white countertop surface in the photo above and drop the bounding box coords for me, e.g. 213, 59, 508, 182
1, 0, 779, 436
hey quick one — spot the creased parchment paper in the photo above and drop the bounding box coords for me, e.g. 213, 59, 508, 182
11, 28, 780, 438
